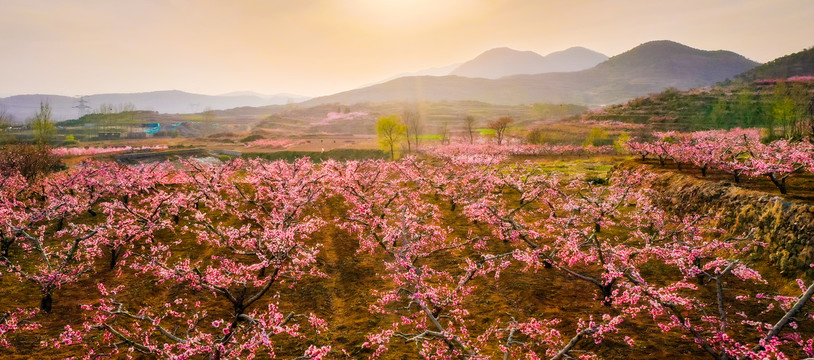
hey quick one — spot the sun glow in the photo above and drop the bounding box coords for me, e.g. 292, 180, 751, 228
340, 0, 473, 28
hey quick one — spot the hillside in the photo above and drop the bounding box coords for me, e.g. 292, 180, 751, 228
582, 67, 814, 132
736, 46, 814, 81
0, 91, 308, 124
301, 41, 760, 107
449, 46, 608, 78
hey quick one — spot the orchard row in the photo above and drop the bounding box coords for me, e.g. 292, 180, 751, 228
626, 128, 814, 194
0, 157, 812, 360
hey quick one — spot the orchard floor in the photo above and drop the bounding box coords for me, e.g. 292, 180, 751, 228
627, 158, 814, 203
0, 154, 810, 359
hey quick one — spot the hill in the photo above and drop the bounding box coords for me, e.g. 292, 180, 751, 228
301, 41, 760, 107
449, 46, 608, 79
736, 46, 814, 81
0, 91, 308, 124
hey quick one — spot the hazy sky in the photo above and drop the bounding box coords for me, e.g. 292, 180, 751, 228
1, 0, 812, 98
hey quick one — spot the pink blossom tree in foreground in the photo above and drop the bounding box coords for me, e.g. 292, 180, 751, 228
0, 156, 811, 359
61, 159, 331, 359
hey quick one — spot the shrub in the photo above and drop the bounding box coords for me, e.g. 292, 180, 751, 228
0, 143, 64, 180
240, 134, 265, 143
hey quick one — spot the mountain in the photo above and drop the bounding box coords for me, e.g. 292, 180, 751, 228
0, 90, 308, 124
358, 63, 462, 88
449, 47, 609, 79
219, 91, 310, 102
301, 40, 760, 107
735, 46, 814, 81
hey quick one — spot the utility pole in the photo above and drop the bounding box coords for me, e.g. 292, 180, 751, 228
74, 96, 91, 118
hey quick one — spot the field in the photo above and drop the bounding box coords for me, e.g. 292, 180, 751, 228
1, 147, 812, 360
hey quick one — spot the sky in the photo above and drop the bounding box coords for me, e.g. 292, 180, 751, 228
1, 0, 813, 98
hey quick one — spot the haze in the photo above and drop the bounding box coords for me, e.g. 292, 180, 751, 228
1, 0, 812, 97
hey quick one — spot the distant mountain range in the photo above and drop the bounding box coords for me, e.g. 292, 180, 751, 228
450, 46, 609, 79
735, 46, 814, 81
301, 41, 760, 107
2, 41, 783, 123
0, 91, 309, 124
363, 46, 606, 86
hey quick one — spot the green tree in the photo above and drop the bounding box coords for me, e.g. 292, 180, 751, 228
582, 127, 609, 147
0, 104, 11, 141
31, 101, 56, 145
772, 82, 796, 139
376, 115, 406, 160
708, 99, 730, 129
788, 83, 810, 138
613, 132, 630, 153
733, 88, 758, 127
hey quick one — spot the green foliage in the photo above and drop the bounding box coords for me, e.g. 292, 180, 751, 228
707, 99, 730, 128
63, 134, 78, 146
585, 81, 813, 132
771, 82, 811, 139
582, 127, 609, 147
417, 134, 443, 140
31, 102, 56, 145
613, 132, 630, 153
737, 46, 814, 81
526, 128, 546, 145
241, 134, 264, 143
376, 115, 406, 160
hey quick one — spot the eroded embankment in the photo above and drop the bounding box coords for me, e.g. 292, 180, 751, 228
618, 160, 814, 277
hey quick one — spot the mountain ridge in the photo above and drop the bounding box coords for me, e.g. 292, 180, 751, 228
449, 46, 609, 79
0, 90, 308, 124
301, 40, 760, 107
735, 46, 814, 81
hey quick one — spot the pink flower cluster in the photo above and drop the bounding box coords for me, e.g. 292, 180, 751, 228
626, 128, 814, 194
579, 120, 647, 130
755, 75, 814, 84
51, 145, 168, 157
312, 111, 368, 126
427, 143, 615, 164
0, 156, 812, 359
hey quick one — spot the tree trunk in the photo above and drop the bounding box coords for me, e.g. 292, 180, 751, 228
701, 165, 708, 177
767, 174, 788, 194
601, 284, 613, 306
1, 238, 12, 259
109, 247, 120, 270
41, 292, 53, 313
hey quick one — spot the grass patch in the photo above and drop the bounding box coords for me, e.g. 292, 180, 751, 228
417, 134, 443, 140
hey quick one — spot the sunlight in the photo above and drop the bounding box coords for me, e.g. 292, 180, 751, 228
340, 0, 472, 28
